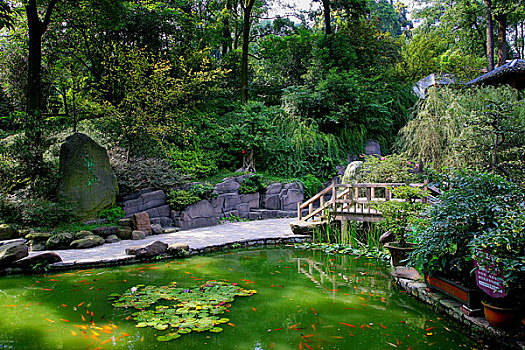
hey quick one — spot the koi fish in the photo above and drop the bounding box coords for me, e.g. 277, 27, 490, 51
289, 323, 301, 329
378, 323, 387, 329
339, 322, 356, 328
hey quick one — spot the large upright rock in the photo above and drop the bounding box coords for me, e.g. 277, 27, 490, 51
58, 133, 118, 220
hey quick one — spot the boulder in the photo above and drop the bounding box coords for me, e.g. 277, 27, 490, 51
131, 230, 146, 240
45, 232, 73, 250
150, 217, 173, 227
125, 241, 168, 258
0, 242, 29, 266
133, 212, 152, 235
118, 218, 133, 228
210, 196, 226, 214
235, 203, 250, 218
70, 235, 105, 249
290, 220, 326, 235
14, 252, 62, 269
58, 132, 118, 220
0, 224, 19, 240
167, 243, 189, 256
266, 183, 283, 195
105, 235, 119, 243
151, 224, 163, 235
118, 227, 133, 240
30, 242, 46, 252
24, 232, 52, 242
184, 200, 214, 219
92, 226, 119, 238
0, 238, 26, 247
365, 139, 381, 156
164, 227, 181, 234
240, 193, 260, 209
73, 231, 95, 240
221, 194, 241, 212
215, 180, 240, 194
281, 189, 303, 211
341, 161, 363, 184
263, 194, 280, 210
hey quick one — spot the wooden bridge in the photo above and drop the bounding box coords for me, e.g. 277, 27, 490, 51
297, 181, 438, 224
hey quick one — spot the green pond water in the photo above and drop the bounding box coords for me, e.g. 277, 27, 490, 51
0, 247, 478, 350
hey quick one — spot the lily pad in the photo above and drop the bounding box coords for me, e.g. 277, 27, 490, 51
111, 280, 256, 342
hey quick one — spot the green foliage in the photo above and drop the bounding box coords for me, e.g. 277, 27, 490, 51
167, 183, 217, 211
97, 205, 125, 223
167, 190, 201, 211
0, 194, 74, 227
239, 174, 266, 194
112, 156, 190, 196
409, 171, 524, 282
375, 185, 428, 246
300, 174, 324, 198
358, 154, 423, 183
471, 207, 525, 291
165, 147, 218, 179
110, 280, 256, 342
401, 86, 525, 186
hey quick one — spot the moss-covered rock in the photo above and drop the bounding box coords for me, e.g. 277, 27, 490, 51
45, 232, 73, 250
70, 235, 105, 249
58, 133, 118, 220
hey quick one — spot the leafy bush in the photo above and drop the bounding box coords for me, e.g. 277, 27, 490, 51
0, 193, 74, 227
111, 155, 190, 196
358, 154, 423, 183
409, 171, 524, 283
239, 174, 266, 194
375, 185, 428, 247
401, 86, 525, 186
167, 183, 217, 211
300, 174, 323, 198
167, 189, 201, 211
471, 207, 525, 292
98, 206, 126, 223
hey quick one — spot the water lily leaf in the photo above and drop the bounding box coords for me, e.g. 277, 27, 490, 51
210, 327, 223, 333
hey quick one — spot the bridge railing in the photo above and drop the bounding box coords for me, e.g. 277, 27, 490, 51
297, 181, 431, 222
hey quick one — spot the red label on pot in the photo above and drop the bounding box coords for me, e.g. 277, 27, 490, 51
474, 250, 506, 298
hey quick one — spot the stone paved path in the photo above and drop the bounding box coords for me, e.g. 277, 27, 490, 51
30, 218, 303, 267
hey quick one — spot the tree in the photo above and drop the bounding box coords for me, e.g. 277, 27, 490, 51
25, 0, 59, 116
240, 0, 256, 103
0, 0, 14, 30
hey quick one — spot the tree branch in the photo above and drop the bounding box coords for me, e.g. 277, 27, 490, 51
41, 0, 59, 34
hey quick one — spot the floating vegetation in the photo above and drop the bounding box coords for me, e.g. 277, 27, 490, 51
110, 281, 257, 342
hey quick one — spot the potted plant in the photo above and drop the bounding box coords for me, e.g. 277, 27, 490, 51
409, 171, 523, 309
471, 207, 525, 329
377, 185, 428, 266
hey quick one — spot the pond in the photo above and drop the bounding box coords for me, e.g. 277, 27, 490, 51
0, 247, 477, 349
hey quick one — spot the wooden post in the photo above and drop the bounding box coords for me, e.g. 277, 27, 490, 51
422, 179, 429, 204
297, 202, 302, 220
331, 180, 337, 214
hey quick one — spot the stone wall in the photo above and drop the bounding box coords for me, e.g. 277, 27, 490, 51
172, 176, 304, 230
122, 176, 304, 230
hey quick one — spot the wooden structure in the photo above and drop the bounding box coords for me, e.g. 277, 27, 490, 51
466, 59, 525, 92
297, 181, 437, 224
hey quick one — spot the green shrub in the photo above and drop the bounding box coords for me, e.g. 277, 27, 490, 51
167, 183, 217, 211
409, 171, 524, 283
0, 193, 74, 227
97, 206, 126, 223
375, 185, 428, 247
239, 174, 266, 194
358, 154, 423, 183
300, 174, 323, 198
112, 156, 190, 196
167, 189, 201, 211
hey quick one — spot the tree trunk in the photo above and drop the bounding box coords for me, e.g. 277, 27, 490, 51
495, 13, 507, 66
322, 0, 332, 35
25, 0, 58, 116
484, 0, 494, 71
222, 0, 232, 57
240, 0, 255, 103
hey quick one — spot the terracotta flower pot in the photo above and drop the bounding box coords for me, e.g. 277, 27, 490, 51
384, 242, 416, 266
482, 300, 518, 329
